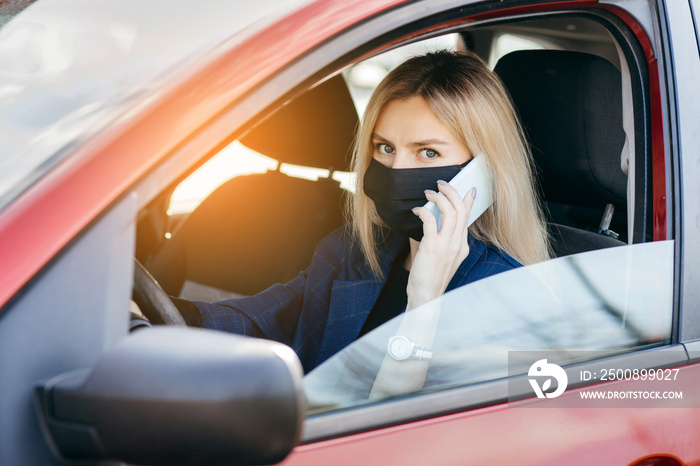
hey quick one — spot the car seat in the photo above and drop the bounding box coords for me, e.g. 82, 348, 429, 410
148, 74, 358, 299
494, 50, 627, 257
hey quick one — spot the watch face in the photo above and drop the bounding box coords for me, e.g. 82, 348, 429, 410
389, 336, 411, 360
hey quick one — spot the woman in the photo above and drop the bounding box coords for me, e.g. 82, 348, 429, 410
180, 50, 549, 373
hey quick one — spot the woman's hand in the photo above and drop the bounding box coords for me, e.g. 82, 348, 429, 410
406, 181, 476, 309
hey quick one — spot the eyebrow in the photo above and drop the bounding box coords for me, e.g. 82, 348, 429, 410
372, 133, 450, 147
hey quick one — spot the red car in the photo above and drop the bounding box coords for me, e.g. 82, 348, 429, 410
1, 0, 699, 464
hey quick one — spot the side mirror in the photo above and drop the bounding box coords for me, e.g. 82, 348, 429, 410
35, 327, 305, 465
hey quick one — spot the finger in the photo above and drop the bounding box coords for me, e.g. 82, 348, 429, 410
462, 187, 477, 243
424, 188, 456, 235
463, 186, 476, 222
436, 180, 468, 215
437, 180, 469, 238
412, 206, 438, 240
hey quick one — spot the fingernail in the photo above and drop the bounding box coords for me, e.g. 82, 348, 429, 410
424, 189, 436, 195
412, 207, 420, 214
436, 180, 448, 186
471, 187, 477, 199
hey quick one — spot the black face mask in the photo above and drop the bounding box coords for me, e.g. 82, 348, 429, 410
363, 158, 469, 241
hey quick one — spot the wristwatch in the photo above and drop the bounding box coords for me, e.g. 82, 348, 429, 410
387, 335, 433, 361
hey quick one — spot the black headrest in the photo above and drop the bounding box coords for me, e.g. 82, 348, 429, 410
240, 74, 358, 171
495, 50, 626, 208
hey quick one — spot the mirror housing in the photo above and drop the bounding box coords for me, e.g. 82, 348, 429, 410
35, 327, 305, 465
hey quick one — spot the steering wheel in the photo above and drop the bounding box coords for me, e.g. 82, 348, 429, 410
132, 259, 186, 326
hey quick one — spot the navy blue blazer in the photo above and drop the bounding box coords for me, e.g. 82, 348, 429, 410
194, 226, 521, 373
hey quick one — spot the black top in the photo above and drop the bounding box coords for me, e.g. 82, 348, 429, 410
358, 247, 410, 337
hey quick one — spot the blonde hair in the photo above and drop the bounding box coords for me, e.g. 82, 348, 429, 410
349, 50, 550, 277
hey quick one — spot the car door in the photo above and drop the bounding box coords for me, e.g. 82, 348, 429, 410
277, 2, 700, 465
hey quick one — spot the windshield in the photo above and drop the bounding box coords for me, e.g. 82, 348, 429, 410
0, 0, 308, 210
304, 241, 674, 413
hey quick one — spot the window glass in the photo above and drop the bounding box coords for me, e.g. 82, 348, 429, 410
168, 141, 357, 215
343, 34, 458, 115
304, 241, 674, 414
169, 142, 277, 215
488, 33, 547, 68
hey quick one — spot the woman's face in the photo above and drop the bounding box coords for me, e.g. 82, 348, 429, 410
372, 97, 472, 169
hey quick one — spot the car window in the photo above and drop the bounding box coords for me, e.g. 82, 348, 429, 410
135, 7, 666, 431
169, 142, 278, 215
343, 34, 459, 115
304, 241, 674, 413
164, 35, 463, 219
168, 141, 356, 217
487, 33, 547, 68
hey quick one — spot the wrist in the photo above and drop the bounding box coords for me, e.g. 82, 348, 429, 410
407, 294, 434, 310
407, 283, 446, 310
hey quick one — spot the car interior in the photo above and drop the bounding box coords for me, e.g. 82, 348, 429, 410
146, 75, 358, 300
136, 14, 646, 309
495, 48, 627, 257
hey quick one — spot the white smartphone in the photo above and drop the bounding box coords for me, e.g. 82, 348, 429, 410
424, 152, 494, 230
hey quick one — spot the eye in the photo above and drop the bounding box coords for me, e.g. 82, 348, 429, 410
420, 148, 439, 159
376, 143, 395, 155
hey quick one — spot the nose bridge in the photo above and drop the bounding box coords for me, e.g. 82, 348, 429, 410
391, 148, 414, 169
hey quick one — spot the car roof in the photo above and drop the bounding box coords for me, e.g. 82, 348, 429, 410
0, 0, 310, 209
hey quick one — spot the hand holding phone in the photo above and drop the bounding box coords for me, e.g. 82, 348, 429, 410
424, 152, 494, 230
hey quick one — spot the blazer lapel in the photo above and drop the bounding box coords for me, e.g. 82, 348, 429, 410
314, 229, 408, 368
314, 279, 384, 367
